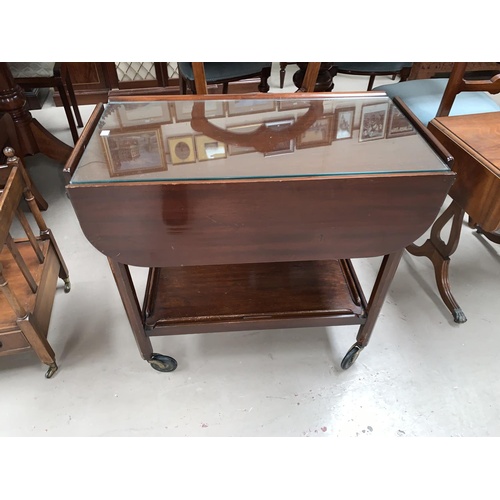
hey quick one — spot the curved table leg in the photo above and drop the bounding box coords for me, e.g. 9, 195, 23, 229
475, 228, 500, 244
469, 217, 500, 245
407, 200, 467, 323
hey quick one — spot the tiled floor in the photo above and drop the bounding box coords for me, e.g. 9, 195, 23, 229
1, 64, 500, 443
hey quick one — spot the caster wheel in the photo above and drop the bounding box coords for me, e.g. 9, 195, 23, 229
64, 278, 71, 293
45, 363, 58, 379
341, 344, 363, 370
149, 353, 177, 372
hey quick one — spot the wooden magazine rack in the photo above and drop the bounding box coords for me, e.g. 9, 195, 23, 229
0, 148, 70, 378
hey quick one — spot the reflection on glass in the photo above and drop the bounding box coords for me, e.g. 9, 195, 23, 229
70, 95, 449, 185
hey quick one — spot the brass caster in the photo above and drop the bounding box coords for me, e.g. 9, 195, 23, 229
452, 308, 467, 324
64, 278, 71, 293
45, 363, 58, 379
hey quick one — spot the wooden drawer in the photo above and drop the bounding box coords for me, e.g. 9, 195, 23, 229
0, 330, 30, 356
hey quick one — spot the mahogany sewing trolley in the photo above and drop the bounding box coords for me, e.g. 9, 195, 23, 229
66, 93, 454, 372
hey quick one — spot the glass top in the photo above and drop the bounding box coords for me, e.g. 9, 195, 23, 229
70, 94, 449, 184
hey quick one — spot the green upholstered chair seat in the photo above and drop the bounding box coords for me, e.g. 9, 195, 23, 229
374, 78, 500, 126
335, 62, 412, 74
178, 62, 272, 83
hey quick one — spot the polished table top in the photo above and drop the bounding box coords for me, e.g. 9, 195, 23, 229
429, 111, 500, 232
431, 111, 500, 174
70, 93, 449, 185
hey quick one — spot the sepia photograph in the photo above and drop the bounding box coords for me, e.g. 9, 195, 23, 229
101, 128, 167, 177
297, 115, 334, 149
386, 104, 416, 138
333, 106, 355, 140
359, 102, 389, 142
167, 135, 196, 164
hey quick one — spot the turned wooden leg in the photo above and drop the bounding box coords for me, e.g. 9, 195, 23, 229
0, 63, 72, 165
407, 200, 467, 323
258, 66, 271, 93
293, 63, 334, 92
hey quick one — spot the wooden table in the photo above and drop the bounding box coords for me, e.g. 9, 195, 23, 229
66, 93, 454, 372
408, 111, 500, 323
0, 62, 72, 165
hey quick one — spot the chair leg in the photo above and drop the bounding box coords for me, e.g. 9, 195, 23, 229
399, 66, 411, 82
222, 82, 229, 93
367, 74, 376, 90
279, 62, 287, 89
64, 70, 83, 127
56, 80, 79, 144
258, 66, 271, 93
180, 76, 187, 95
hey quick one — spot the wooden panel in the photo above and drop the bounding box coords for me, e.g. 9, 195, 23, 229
145, 260, 365, 334
0, 330, 30, 354
409, 62, 500, 80
68, 172, 454, 268
56, 63, 110, 106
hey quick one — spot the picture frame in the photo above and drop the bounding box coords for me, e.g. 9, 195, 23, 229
359, 102, 389, 142
263, 119, 295, 157
386, 105, 416, 138
226, 123, 260, 156
296, 115, 334, 149
278, 99, 312, 112
227, 99, 276, 116
118, 102, 172, 126
101, 128, 167, 177
333, 106, 355, 141
172, 100, 225, 122
195, 135, 227, 161
167, 135, 196, 165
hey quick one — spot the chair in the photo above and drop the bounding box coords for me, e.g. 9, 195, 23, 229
178, 62, 272, 94
331, 62, 413, 90
373, 62, 500, 126
0, 147, 70, 378
8, 62, 84, 145
278, 62, 412, 90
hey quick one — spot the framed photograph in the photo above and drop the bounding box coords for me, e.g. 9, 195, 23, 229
359, 102, 389, 142
195, 135, 227, 161
118, 102, 172, 126
263, 119, 295, 157
278, 99, 312, 111
227, 99, 276, 116
101, 128, 167, 177
172, 100, 225, 122
227, 123, 260, 156
167, 135, 196, 165
333, 106, 355, 141
296, 115, 334, 149
386, 105, 416, 138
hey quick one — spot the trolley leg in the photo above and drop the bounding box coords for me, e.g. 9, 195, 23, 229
107, 258, 153, 360
341, 250, 404, 369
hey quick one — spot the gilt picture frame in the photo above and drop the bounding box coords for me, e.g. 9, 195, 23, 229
101, 128, 167, 177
